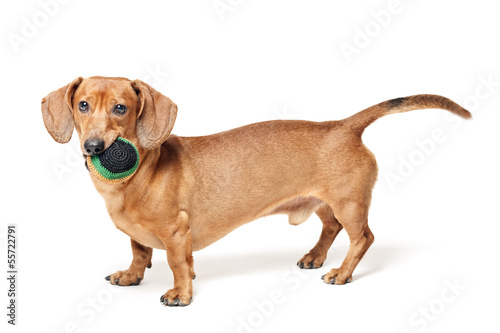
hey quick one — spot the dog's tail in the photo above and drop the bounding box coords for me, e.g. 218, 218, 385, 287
343, 94, 471, 136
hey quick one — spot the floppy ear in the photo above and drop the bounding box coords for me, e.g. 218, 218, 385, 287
41, 77, 83, 143
131, 80, 178, 150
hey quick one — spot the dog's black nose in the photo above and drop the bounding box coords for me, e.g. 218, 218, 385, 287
84, 139, 105, 156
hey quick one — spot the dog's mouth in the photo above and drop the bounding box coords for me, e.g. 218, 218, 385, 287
83, 154, 90, 171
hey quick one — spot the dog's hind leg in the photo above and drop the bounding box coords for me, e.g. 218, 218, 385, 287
297, 203, 344, 269
321, 200, 374, 285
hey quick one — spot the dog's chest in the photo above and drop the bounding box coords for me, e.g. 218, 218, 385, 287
111, 211, 165, 249
96, 182, 166, 250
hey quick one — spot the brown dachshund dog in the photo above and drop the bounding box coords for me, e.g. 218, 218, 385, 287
41, 76, 471, 306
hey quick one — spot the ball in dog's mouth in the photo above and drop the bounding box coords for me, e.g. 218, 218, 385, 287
86, 137, 139, 184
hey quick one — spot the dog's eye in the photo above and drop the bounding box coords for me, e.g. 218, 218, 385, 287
113, 104, 128, 115
78, 101, 89, 113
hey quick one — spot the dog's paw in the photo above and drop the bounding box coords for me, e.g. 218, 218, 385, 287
105, 270, 143, 286
297, 252, 325, 269
160, 288, 192, 307
321, 268, 352, 285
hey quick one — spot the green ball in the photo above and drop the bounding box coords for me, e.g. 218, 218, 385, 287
86, 137, 140, 184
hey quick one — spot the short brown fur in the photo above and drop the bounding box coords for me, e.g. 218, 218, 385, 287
42, 77, 471, 306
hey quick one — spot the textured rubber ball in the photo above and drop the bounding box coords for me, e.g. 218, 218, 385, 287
86, 137, 139, 184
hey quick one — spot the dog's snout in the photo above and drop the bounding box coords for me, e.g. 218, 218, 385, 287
84, 139, 105, 156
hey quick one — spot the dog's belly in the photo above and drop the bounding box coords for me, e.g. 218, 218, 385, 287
190, 196, 324, 251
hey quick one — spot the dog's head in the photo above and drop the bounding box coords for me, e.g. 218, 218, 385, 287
41, 76, 177, 156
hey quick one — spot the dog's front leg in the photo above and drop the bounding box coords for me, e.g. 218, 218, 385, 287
106, 239, 152, 286
158, 211, 194, 307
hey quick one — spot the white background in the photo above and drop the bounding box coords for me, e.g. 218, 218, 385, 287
1, 0, 499, 332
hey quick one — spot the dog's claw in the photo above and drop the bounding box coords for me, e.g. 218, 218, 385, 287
193, 274, 196, 280
324, 276, 351, 284
105, 275, 110, 281
131, 277, 142, 286
114, 278, 120, 285
147, 264, 152, 269
298, 261, 319, 269
165, 298, 180, 307
179, 297, 192, 307
161, 296, 192, 307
